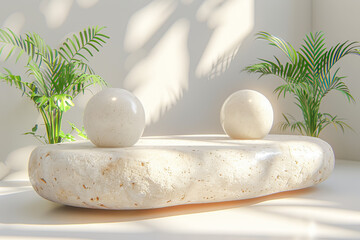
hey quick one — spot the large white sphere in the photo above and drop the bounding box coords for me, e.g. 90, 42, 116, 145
220, 89, 273, 139
83, 88, 145, 147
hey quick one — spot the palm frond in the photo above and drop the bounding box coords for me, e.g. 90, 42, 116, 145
316, 113, 353, 136
300, 32, 326, 83
244, 31, 359, 137
49, 62, 77, 95
320, 68, 355, 102
0, 26, 109, 144
256, 31, 300, 63
59, 26, 109, 66
279, 113, 306, 135
0, 68, 27, 94
71, 59, 95, 74
0, 28, 38, 63
274, 81, 311, 98
245, 55, 309, 83
318, 40, 359, 92
69, 74, 106, 97
26, 61, 50, 96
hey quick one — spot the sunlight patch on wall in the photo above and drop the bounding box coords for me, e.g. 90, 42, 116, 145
2, 12, 25, 34
40, 0, 73, 29
196, 0, 254, 78
197, 0, 223, 21
124, 0, 177, 52
1, 12, 26, 61
124, 19, 190, 125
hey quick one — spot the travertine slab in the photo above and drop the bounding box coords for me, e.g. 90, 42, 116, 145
28, 135, 334, 209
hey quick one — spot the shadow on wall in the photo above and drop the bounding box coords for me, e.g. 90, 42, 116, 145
121, 0, 255, 127
121, 0, 306, 136
1, 0, 255, 128
2, 0, 100, 34
0, 0, 256, 168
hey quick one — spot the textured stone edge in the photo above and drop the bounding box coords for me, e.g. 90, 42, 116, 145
28, 135, 335, 210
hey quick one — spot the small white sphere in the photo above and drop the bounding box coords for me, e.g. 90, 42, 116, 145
220, 89, 273, 139
83, 88, 145, 147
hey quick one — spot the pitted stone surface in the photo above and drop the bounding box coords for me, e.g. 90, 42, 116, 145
28, 135, 334, 209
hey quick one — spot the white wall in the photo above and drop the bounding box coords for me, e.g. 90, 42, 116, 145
0, 0, 313, 179
312, 0, 360, 161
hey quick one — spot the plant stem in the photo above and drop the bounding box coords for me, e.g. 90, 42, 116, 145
39, 107, 63, 144
299, 94, 321, 137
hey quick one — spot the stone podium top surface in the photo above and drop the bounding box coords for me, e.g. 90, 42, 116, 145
35, 134, 331, 149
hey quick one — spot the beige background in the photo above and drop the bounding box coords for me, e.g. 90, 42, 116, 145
1, 0, 359, 178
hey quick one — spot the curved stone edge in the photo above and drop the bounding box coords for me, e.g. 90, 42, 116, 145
28, 135, 335, 210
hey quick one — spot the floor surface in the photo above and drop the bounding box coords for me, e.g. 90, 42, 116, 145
0, 160, 359, 240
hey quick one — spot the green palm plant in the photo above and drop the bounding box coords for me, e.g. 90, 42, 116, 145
0, 26, 109, 144
245, 31, 360, 137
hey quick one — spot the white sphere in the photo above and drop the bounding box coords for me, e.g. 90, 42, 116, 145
220, 89, 273, 139
83, 88, 145, 147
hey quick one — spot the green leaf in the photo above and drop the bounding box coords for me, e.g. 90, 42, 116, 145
32, 124, 38, 132
68, 122, 88, 139
59, 130, 76, 142
0, 26, 108, 144
244, 31, 360, 137
59, 26, 109, 65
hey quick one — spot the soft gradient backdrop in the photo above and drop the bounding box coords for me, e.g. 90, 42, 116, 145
2, 0, 359, 179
